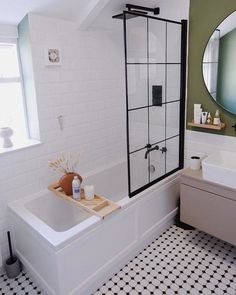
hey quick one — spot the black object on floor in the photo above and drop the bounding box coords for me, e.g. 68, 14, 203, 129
5, 231, 22, 279
175, 221, 195, 230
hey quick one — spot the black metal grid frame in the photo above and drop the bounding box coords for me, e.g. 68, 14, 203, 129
123, 11, 187, 197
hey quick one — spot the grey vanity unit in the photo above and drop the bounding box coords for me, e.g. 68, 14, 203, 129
180, 168, 236, 246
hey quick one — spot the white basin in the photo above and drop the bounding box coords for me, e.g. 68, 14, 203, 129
202, 150, 236, 189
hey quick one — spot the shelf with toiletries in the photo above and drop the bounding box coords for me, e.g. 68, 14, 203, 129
189, 104, 225, 130
187, 122, 225, 130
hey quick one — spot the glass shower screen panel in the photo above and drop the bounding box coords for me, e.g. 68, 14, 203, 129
148, 19, 166, 63
124, 12, 186, 197
149, 141, 166, 182
129, 108, 148, 152
127, 65, 147, 109
126, 16, 147, 63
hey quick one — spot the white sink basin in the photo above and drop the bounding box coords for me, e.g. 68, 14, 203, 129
202, 150, 236, 189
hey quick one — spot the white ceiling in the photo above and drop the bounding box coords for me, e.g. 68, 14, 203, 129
0, 0, 86, 24
0, 0, 160, 25
0, 0, 189, 27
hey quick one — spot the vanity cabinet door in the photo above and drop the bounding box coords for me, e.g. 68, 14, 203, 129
180, 184, 236, 246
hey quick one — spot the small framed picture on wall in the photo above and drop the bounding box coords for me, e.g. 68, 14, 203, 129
44, 48, 62, 66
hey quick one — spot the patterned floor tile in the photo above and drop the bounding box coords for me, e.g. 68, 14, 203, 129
95, 225, 236, 295
0, 271, 43, 294
1, 225, 236, 294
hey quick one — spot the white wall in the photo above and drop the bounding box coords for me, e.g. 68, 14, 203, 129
0, 24, 18, 38
0, 14, 126, 263
158, 0, 190, 21
185, 130, 236, 166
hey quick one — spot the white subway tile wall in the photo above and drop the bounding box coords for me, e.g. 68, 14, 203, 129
185, 130, 236, 167
0, 14, 126, 263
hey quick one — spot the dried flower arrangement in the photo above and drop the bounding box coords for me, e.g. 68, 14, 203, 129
49, 153, 79, 174
49, 153, 82, 196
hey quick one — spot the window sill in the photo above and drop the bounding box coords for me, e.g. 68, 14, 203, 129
0, 139, 42, 155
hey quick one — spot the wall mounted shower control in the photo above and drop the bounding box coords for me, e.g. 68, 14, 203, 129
160, 147, 167, 154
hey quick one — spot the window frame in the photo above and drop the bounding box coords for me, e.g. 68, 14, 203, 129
0, 38, 29, 141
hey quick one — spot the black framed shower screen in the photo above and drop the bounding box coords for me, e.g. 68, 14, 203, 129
123, 12, 187, 197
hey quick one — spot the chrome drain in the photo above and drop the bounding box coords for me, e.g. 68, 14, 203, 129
148, 165, 156, 173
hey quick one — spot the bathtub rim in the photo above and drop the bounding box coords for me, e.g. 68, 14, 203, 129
8, 191, 101, 250
118, 170, 180, 208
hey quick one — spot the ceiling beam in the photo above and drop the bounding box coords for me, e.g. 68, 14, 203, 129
77, 0, 112, 30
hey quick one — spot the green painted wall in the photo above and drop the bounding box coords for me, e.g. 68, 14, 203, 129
187, 0, 236, 136
217, 28, 236, 113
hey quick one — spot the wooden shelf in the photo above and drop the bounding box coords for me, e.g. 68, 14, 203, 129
188, 122, 225, 130
48, 183, 120, 219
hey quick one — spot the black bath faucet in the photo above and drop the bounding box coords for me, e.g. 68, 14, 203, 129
145, 145, 159, 159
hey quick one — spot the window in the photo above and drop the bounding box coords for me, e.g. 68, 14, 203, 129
0, 41, 28, 143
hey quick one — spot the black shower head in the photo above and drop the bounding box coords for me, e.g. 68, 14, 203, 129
112, 10, 147, 20
112, 4, 159, 20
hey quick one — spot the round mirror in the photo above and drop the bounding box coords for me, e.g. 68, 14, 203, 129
202, 11, 236, 115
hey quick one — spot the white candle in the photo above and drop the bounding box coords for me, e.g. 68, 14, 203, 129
84, 185, 95, 200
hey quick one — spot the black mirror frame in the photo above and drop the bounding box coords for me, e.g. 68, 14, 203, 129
202, 10, 236, 116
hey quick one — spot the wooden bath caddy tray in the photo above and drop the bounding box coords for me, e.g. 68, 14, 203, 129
48, 183, 120, 219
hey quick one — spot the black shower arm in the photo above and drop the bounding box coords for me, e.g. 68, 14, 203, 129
126, 4, 160, 15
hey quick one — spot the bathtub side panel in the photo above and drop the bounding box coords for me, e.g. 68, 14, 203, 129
10, 213, 59, 295
57, 207, 137, 295
139, 178, 179, 239
8, 171, 180, 295
57, 177, 179, 295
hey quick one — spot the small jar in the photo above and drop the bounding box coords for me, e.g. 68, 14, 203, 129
190, 156, 201, 170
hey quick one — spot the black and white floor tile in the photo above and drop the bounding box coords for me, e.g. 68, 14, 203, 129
94, 225, 236, 295
1, 225, 236, 294
0, 271, 43, 295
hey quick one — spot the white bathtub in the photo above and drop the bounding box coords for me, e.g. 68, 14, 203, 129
8, 161, 180, 295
